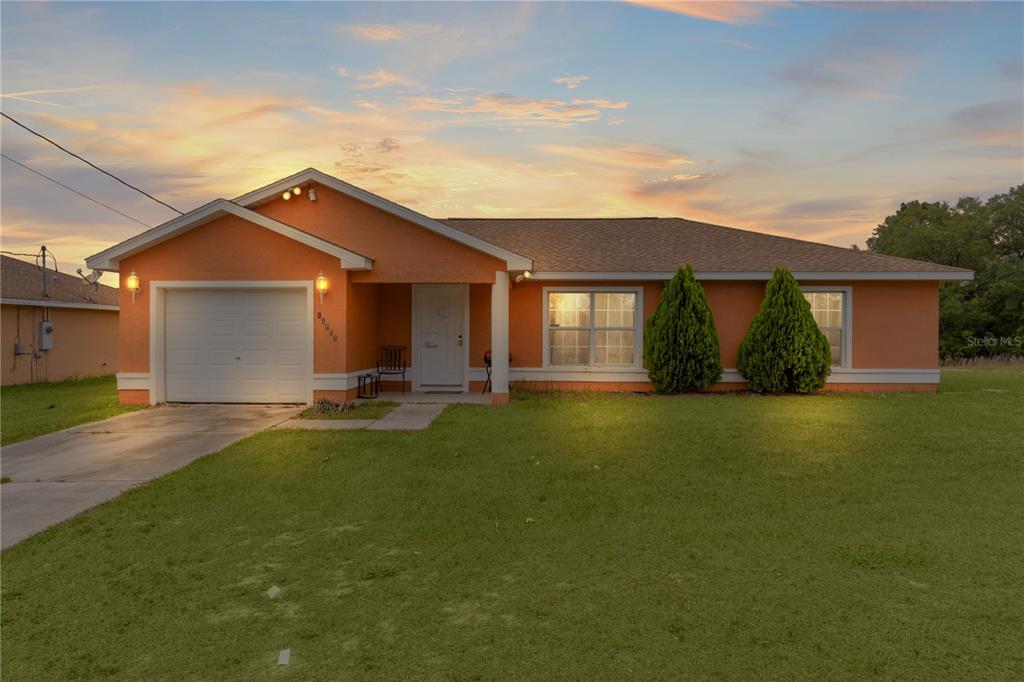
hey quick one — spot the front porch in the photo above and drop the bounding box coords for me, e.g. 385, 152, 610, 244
318, 272, 510, 405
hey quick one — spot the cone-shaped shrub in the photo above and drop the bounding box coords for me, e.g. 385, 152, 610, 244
643, 264, 722, 393
737, 267, 832, 393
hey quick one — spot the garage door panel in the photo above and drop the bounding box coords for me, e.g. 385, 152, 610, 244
277, 349, 304, 366
208, 349, 237, 366
240, 350, 271, 366
168, 349, 202, 366
242, 319, 269, 336
208, 320, 236, 336
167, 318, 202, 336
277, 383, 306, 402
165, 288, 309, 403
238, 378, 270, 395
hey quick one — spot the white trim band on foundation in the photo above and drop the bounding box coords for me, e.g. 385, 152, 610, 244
119, 366, 942, 395
507, 367, 940, 385
528, 271, 973, 282
116, 373, 151, 390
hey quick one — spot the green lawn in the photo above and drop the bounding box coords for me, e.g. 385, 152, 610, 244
0, 375, 141, 446
3, 369, 1023, 680
296, 400, 397, 420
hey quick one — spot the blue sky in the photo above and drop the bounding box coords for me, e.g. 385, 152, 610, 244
1, 1, 1021, 277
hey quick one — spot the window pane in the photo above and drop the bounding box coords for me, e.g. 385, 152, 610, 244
549, 329, 589, 365
595, 330, 635, 365
824, 329, 842, 365
595, 292, 636, 327
804, 292, 844, 329
549, 293, 590, 328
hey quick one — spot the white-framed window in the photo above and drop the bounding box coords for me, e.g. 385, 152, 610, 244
543, 287, 643, 367
801, 286, 852, 368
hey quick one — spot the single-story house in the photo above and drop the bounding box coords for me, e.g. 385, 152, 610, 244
1, 254, 119, 385
85, 168, 973, 406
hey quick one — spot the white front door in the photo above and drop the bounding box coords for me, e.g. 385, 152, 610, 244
164, 288, 308, 403
414, 285, 466, 389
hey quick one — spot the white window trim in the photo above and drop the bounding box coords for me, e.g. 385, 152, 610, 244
801, 285, 853, 370
542, 286, 644, 369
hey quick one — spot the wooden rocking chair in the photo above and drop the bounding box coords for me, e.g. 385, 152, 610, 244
377, 345, 407, 393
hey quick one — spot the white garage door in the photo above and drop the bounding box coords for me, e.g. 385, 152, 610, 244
165, 288, 308, 403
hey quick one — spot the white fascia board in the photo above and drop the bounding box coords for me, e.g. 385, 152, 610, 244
85, 199, 373, 272
529, 270, 974, 282
1, 298, 118, 311
233, 168, 533, 271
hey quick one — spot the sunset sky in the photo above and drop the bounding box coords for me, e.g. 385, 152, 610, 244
1, 1, 1021, 281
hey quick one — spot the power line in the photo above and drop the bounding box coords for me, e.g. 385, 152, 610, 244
1, 111, 183, 215
1, 153, 153, 228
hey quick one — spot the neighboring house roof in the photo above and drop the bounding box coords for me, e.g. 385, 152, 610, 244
86, 199, 373, 272
1, 254, 119, 308
233, 168, 533, 271
442, 217, 975, 281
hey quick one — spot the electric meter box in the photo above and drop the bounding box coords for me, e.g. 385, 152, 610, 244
38, 320, 55, 350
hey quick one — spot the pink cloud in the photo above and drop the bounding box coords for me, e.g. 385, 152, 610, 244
404, 93, 629, 125
342, 23, 443, 41
553, 75, 588, 90
355, 69, 419, 90
628, 1, 790, 25
536, 143, 692, 169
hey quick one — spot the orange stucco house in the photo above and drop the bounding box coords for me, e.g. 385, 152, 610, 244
85, 168, 973, 406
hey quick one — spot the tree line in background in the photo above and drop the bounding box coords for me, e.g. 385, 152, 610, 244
866, 185, 1024, 359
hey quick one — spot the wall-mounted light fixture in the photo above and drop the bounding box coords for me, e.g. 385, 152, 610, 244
514, 270, 532, 284
125, 271, 141, 302
315, 271, 328, 303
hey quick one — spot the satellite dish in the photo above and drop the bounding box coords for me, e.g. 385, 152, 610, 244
76, 268, 103, 285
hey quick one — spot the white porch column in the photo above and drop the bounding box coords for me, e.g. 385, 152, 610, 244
490, 270, 510, 404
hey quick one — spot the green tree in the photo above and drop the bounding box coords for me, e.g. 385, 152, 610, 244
988, 186, 1024, 260
737, 267, 832, 393
867, 185, 1024, 359
643, 265, 722, 393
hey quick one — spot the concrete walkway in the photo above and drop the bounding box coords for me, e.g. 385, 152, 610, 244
277, 403, 447, 432
1, 404, 299, 550
368, 403, 446, 430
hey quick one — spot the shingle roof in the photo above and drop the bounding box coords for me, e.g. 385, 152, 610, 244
1, 255, 119, 306
440, 217, 972, 276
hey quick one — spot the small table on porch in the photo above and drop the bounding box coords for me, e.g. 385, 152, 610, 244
357, 373, 380, 399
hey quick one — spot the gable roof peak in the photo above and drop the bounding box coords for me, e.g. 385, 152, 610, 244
232, 169, 533, 270
85, 198, 372, 272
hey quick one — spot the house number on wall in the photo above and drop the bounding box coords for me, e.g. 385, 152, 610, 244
316, 311, 338, 342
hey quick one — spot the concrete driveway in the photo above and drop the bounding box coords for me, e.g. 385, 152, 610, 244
1, 404, 299, 550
